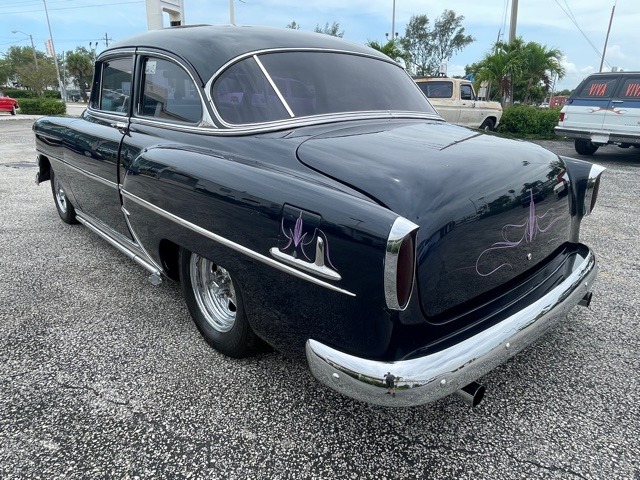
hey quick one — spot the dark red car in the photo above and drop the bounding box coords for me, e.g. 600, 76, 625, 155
0, 92, 19, 115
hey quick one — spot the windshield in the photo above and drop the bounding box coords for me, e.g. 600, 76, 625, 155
211, 51, 436, 125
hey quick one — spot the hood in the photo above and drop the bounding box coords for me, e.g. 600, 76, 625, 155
297, 119, 571, 318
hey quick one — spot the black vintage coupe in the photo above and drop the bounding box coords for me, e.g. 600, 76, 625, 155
33, 25, 604, 407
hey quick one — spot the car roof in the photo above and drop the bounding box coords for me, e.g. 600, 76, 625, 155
103, 24, 389, 86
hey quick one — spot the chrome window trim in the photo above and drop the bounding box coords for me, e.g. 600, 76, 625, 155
133, 50, 216, 128
92, 55, 134, 116
384, 216, 419, 311
253, 54, 294, 118
205, 48, 436, 129
120, 188, 356, 297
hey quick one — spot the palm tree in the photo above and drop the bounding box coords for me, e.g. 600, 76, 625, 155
471, 39, 524, 104
470, 38, 565, 105
367, 39, 410, 65
520, 42, 565, 103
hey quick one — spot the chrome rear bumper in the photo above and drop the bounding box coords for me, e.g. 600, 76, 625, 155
306, 250, 597, 407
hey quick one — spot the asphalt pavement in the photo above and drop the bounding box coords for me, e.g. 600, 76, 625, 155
0, 116, 638, 479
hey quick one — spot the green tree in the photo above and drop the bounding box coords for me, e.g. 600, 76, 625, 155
314, 21, 344, 37
65, 47, 94, 101
1, 45, 56, 94
285, 21, 300, 30
401, 14, 433, 76
401, 11, 474, 76
430, 10, 474, 72
367, 39, 409, 64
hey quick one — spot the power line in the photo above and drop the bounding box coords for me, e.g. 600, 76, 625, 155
3, 0, 144, 15
553, 0, 612, 69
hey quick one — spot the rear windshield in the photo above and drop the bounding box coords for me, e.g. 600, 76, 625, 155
211, 51, 435, 125
416, 81, 453, 99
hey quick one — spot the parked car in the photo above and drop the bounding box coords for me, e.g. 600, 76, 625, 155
33, 25, 604, 407
414, 76, 502, 130
555, 71, 640, 155
0, 91, 19, 115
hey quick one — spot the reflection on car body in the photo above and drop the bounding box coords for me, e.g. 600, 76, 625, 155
33, 25, 604, 407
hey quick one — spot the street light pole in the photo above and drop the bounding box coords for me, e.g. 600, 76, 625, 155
42, 0, 66, 101
11, 30, 39, 70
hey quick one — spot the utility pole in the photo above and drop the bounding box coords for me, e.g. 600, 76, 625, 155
11, 31, 38, 70
599, 2, 616, 72
229, 0, 234, 24
391, 0, 396, 40
508, 0, 518, 43
43, 0, 66, 101
103, 33, 112, 47
507, 0, 518, 106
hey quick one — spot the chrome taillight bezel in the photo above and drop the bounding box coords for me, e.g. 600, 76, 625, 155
384, 216, 419, 311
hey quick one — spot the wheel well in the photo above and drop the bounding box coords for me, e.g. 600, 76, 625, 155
159, 239, 181, 281
37, 155, 51, 183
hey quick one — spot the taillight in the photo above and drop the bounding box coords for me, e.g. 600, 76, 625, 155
559, 112, 565, 122
384, 217, 418, 311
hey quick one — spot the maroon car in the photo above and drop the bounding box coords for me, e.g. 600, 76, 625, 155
0, 92, 19, 115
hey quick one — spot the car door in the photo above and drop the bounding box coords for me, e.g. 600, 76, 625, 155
63, 55, 134, 240
118, 54, 206, 250
604, 75, 640, 138
458, 83, 479, 127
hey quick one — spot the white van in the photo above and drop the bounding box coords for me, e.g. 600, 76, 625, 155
555, 72, 640, 155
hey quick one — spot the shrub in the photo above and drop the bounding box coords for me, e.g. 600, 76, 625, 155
17, 98, 66, 115
497, 105, 561, 138
43, 90, 62, 99
2, 88, 38, 99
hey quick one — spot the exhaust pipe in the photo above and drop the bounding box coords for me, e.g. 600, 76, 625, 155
579, 291, 593, 308
455, 381, 485, 407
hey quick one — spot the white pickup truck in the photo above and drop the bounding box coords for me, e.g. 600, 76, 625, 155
415, 77, 503, 131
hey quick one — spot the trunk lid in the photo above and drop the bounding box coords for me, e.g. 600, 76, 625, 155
297, 119, 571, 318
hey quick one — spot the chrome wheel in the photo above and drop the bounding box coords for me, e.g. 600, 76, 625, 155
189, 254, 237, 333
53, 175, 68, 214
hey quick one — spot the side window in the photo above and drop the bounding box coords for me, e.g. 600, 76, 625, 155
618, 78, 640, 100
97, 57, 132, 114
577, 77, 618, 98
460, 84, 474, 101
139, 57, 202, 123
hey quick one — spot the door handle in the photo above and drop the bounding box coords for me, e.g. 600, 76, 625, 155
111, 121, 128, 134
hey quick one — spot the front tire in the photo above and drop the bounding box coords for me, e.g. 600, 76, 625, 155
575, 139, 599, 155
480, 118, 495, 131
179, 249, 261, 358
11, 106, 16, 115
50, 170, 78, 224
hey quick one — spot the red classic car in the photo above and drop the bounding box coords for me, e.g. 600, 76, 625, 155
0, 92, 19, 115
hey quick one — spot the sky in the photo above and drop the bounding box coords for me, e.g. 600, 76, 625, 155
0, 0, 637, 92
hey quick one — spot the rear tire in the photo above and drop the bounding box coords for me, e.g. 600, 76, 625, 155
480, 118, 495, 131
575, 139, 599, 155
50, 170, 78, 224
179, 248, 261, 358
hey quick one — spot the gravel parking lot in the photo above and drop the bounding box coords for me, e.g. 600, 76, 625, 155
1, 116, 638, 479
